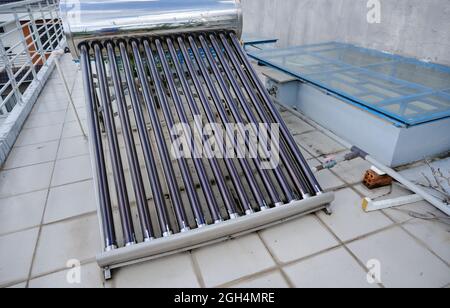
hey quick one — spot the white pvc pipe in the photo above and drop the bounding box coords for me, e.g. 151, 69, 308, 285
273, 97, 450, 216
363, 194, 424, 212
364, 156, 450, 216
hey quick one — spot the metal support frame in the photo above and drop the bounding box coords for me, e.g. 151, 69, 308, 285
98, 192, 334, 273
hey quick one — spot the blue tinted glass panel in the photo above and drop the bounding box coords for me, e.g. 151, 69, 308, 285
249, 42, 450, 125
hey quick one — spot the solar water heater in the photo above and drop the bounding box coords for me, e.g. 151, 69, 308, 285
60, 0, 334, 278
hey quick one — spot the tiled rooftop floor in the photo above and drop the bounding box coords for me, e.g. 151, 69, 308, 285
0, 55, 449, 288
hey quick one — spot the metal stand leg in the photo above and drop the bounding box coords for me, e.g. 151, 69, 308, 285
103, 267, 112, 280
54, 50, 87, 138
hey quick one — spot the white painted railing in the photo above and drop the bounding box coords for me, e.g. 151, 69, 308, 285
0, 0, 64, 115
0, 0, 66, 165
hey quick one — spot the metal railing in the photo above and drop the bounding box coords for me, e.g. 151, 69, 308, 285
0, 0, 64, 115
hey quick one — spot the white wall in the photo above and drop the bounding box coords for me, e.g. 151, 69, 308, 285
242, 0, 450, 65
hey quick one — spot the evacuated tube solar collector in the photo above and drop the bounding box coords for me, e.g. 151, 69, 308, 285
60, 0, 333, 276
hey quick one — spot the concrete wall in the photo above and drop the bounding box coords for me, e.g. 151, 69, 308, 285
241, 0, 450, 65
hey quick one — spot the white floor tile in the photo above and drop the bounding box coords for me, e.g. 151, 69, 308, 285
260, 215, 339, 263
61, 120, 88, 139
0, 228, 39, 287
44, 180, 96, 223
295, 144, 313, 160
65, 107, 87, 123
51, 155, 92, 187
3, 141, 59, 170
353, 183, 398, 200
348, 227, 450, 288
383, 201, 442, 223
33, 101, 68, 114
29, 262, 103, 288
282, 114, 315, 136
316, 169, 346, 191
402, 219, 450, 264
71, 95, 86, 108
229, 271, 289, 288
37, 88, 67, 104
35, 97, 68, 108
7, 282, 27, 288
294, 131, 346, 158
57, 136, 90, 160
284, 247, 377, 288
37, 88, 68, 99
0, 190, 47, 235
24, 110, 66, 129
15, 124, 63, 147
317, 188, 393, 241
71, 86, 85, 98
308, 159, 345, 191
111, 253, 200, 288
330, 158, 371, 185
193, 234, 276, 287
0, 162, 53, 198
32, 215, 101, 277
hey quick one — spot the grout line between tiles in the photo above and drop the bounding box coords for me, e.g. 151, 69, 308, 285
313, 212, 385, 288
1, 280, 28, 289
28, 258, 98, 283
25, 66, 80, 288
0, 177, 94, 202
23, 122, 67, 130
2, 159, 58, 172
397, 222, 450, 268
287, 107, 450, 274
0, 211, 97, 238
189, 251, 207, 288
27, 261, 106, 289
216, 267, 281, 288
349, 183, 450, 267
11, 135, 62, 149
24, 107, 68, 288
255, 232, 294, 288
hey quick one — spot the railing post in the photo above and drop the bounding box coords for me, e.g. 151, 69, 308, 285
46, 0, 61, 50
46, 0, 59, 50
0, 96, 6, 115
38, 0, 51, 63
27, 5, 47, 66
55, 0, 64, 43
14, 11, 38, 83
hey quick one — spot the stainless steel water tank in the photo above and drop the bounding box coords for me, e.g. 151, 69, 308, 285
60, 0, 243, 59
